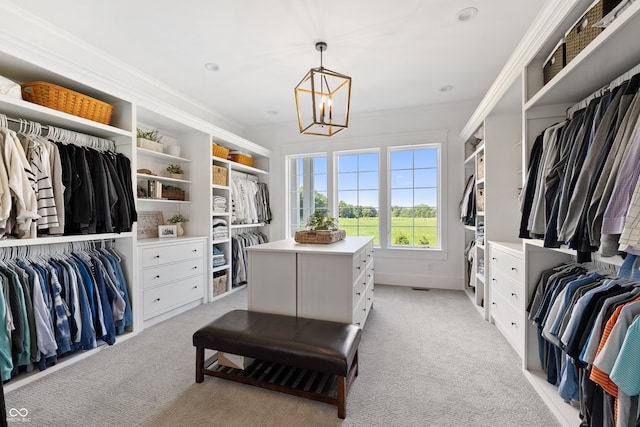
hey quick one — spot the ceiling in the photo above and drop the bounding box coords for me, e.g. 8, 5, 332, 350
8, 0, 548, 132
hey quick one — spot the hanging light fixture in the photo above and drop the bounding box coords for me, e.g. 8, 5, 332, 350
295, 41, 351, 137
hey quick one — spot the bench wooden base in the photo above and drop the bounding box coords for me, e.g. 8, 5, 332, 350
196, 348, 358, 419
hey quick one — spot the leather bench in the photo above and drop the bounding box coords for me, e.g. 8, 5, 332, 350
193, 309, 361, 418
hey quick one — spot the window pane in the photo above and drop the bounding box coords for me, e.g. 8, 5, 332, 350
389, 146, 440, 248
359, 153, 379, 171
338, 155, 358, 172
391, 170, 413, 189
414, 168, 437, 187
338, 172, 358, 190
359, 172, 378, 190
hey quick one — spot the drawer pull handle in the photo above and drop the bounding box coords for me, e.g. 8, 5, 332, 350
154, 298, 160, 302
154, 255, 160, 259
492, 278, 496, 282
356, 266, 361, 270
511, 322, 517, 327
193, 286, 198, 289
511, 267, 518, 271
492, 302, 497, 306
492, 257, 497, 261
193, 249, 198, 253
356, 292, 361, 296
192, 266, 198, 270
362, 308, 366, 312
511, 293, 517, 297
154, 275, 160, 279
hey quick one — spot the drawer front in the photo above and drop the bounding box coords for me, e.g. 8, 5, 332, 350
352, 249, 365, 283
490, 291, 523, 356
489, 247, 524, 283
143, 257, 205, 289
353, 292, 367, 328
143, 275, 204, 320
353, 280, 366, 309
141, 240, 205, 267
490, 269, 524, 310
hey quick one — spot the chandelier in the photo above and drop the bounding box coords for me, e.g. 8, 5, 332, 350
294, 42, 351, 137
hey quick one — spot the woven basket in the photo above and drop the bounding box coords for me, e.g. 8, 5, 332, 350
229, 152, 254, 167
212, 143, 230, 159
543, 40, 566, 85
212, 165, 227, 186
476, 153, 485, 180
162, 189, 185, 201
213, 273, 227, 296
565, 0, 605, 65
294, 229, 346, 244
477, 188, 485, 212
21, 81, 114, 125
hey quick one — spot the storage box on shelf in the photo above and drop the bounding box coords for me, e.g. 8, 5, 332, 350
542, 40, 566, 84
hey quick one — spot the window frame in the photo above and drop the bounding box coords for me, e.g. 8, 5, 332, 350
387, 143, 442, 250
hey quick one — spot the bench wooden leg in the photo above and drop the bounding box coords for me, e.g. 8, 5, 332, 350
196, 346, 204, 383
337, 376, 346, 419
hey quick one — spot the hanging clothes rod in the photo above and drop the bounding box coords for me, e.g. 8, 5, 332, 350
567, 61, 640, 118
0, 113, 115, 151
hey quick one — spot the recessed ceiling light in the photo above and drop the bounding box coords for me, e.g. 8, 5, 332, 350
439, 85, 454, 92
204, 62, 220, 72
456, 7, 478, 22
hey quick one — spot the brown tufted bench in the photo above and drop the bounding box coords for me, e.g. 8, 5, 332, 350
193, 309, 361, 418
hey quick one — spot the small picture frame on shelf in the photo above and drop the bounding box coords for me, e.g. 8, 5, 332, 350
138, 211, 164, 239
158, 224, 177, 238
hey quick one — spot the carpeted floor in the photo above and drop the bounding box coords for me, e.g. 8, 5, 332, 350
4, 285, 560, 426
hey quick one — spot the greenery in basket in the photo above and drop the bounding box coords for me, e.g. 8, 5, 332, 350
305, 210, 338, 231
136, 128, 163, 143
166, 164, 184, 174
167, 213, 189, 224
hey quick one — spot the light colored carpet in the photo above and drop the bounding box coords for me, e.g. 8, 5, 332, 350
4, 285, 560, 426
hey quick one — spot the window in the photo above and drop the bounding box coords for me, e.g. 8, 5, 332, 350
336, 151, 379, 243
288, 155, 327, 236
389, 145, 439, 248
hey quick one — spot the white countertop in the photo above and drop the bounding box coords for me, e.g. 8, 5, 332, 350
246, 236, 373, 255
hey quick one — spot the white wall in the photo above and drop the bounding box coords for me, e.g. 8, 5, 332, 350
245, 100, 477, 290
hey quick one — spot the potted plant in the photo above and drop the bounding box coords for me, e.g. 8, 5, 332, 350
167, 213, 189, 237
295, 210, 345, 244
166, 164, 184, 179
136, 128, 163, 153
306, 210, 338, 230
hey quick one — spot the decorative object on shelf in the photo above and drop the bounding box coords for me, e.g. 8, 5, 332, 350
161, 185, 185, 201
228, 151, 254, 167
158, 224, 177, 238
166, 164, 184, 179
213, 271, 227, 296
212, 142, 230, 159
212, 165, 228, 186
21, 81, 114, 124
167, 213, 188, 237
136, 128, 163, 153
165, 145, 181, 157
294, 41, 351, 137
138, 211, 164, 239
294, 210, 345, 244
137, 168, 157, 176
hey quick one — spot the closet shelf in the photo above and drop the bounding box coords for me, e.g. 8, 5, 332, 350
212, 238, 230, 245
136, 147, 191, 163
137, 198, 192, 205
211, 155, 268, 175
231, 223, 266, 229
525, 1, 640, 110
523, 239, 624, 267
0, 93, 131, 139
212, 264, 230, 273
0, 232, 134, 248
136, 173, 192, 184
211, 183, 230, 190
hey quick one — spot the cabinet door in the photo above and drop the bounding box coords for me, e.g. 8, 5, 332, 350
298, 253, 353, 323
247, 251, 297, 316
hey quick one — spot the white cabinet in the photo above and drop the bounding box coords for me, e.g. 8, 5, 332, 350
247, 237, 374, 327
488, 242, 525, 357
138, 237, 206, 326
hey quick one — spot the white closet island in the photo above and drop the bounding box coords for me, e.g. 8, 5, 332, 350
246, 236, 374, 327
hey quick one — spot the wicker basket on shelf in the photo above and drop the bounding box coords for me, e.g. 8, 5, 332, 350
21, 81, 114, 125
212, 143, 230, 159
228, 151, 254, 167
294, 229, 346, 244
212, 165, 228, 186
